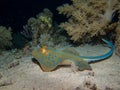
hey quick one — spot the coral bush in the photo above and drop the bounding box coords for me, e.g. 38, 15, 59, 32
22, 8, 69, 47
0, 26, 12, 49
39, 33, 54, 47
39, 32, 69, 48
57, 0, 119, 43
22, 8, 53, 46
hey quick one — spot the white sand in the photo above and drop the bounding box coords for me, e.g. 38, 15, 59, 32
0, 44, 120, 90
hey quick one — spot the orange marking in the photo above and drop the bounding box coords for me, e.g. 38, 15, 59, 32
40, 46, 49, 55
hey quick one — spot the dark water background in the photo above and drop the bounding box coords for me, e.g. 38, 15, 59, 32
0, 0, 70, 32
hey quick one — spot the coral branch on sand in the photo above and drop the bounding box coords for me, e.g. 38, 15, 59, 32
57, 0, 119, 43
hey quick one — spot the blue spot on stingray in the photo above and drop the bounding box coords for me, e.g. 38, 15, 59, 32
47, 56, 50, 60
58, 58, 62, 63
44, 62, 51, 67
54, 55, 57, 58
52, 60, 55, 63
51, 60, 56, 66
40, 56, 45, 63
77, 62, 83, 67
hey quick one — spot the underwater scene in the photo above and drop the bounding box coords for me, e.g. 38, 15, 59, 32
0, 0, 120, 90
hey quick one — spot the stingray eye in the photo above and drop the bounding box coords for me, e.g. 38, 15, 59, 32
40, 46, 46, 53
40, 46, 49, 55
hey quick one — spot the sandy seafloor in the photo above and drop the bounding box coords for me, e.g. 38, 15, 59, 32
0, 44, 120, 90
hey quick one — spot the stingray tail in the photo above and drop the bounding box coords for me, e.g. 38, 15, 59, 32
80, 38, 114, 63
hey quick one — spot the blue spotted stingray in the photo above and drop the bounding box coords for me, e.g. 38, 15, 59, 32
32, 39, 114, 72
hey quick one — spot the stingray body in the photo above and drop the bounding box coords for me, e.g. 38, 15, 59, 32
32, 39, 114, 72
